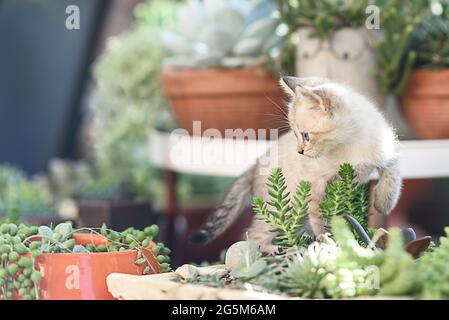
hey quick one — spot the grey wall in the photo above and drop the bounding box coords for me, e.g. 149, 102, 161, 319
0, 0, 105, 174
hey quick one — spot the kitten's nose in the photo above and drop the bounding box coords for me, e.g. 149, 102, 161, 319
297, 149, 304, 155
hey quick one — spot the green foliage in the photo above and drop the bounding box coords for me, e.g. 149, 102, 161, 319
91, 26, 168, 201
275, 1, 429, 94
91, 0, 231, 202
370, 0, 426, 94
42, 159, 93, 203
0, 165, 26, 198
0, 165, 56, 221
229, 241, 267, 281
0, 221, 170, 300
133, 0, 180, 30
416, 227, 449, 299
90, 0, 180, 202
252, 168, 311, 248
410, 2, 449, 70
279, 239, 340, 298
320, 164, 370, 235
377, 229, 415, 296
79, 171, 123, 201
276, 0, 372, 40
0, 181, 55, 217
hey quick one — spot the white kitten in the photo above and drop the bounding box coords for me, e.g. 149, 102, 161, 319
192, 76, 402, 253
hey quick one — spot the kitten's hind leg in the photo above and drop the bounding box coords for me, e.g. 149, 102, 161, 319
247, 219, 279, 254
373, 158, 402, 215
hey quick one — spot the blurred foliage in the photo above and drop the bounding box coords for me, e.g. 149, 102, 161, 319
91, 26, 169, 201
90, 0, 234, 203
276, 0, 371, 39
79, 171, 123, 201
416, 227, 449, 299
275, 0, 436, 94
371, 0, 428, 94
0, 164, 55, 219
410, 0, 449, 70
162, 0, 282, 69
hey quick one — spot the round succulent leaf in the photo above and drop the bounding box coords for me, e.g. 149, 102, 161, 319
199, 26, 235, 54
232, 37, 264, 56
176, 5, 205, 39
54, 222, 72, 238
161, 31, 193, 55
263, 33, 282, 51
211, 6, 246, 36
242, 17, 279, 40
72, 245, 89, 254
222, 55, 266, 68
245, 0, 274, 26
38, 226, 53, 242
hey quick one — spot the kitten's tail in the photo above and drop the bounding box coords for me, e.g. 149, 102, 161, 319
190, 165, 256, 244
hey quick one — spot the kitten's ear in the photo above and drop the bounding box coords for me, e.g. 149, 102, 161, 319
295, 86, 328, 112
279, 76, 300, 97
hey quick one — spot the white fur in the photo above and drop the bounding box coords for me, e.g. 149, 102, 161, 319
248, 78, 399, 252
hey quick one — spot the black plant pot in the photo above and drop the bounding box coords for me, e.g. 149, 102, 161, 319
77, 199, 161, 232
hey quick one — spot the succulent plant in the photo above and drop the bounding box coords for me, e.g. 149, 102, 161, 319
162, 0, 282, 68
410, 1, 449, 70
417, 227, 449, 299
0, 179, 56, 218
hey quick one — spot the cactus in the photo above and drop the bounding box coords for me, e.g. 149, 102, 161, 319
162, 0, 282, 68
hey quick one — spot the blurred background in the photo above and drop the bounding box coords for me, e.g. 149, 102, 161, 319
0, 0, 448, 267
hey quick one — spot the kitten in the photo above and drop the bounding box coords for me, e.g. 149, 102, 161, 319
191, 76, 402, 253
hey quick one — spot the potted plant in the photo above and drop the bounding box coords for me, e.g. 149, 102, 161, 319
277, 0, 425, 108
399, 5, 449, 139
161, 0, 286, 138
76, 170, 160, 232
0, 221, 170, 300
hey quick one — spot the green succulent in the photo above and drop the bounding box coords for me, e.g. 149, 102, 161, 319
416, 227, 449, 299
162, 0, 282, 68
320, 164, 370, 240
410, 3, 449, 70
79, 172, 123, 201
0, 180, 55, 219
276, 0, 373, 40
0, 165, 26, 199
252, 168, 312, 248
279, 238, 340, 298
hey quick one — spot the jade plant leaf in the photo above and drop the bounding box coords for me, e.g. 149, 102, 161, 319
38, 226, 53, 242
72, 245, 89, 254
54, 222, 73, 239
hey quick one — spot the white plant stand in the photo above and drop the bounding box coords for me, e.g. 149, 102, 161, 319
148, 129, 449, 262
149, 130, 449, 179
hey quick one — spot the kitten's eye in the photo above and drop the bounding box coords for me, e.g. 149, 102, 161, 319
302, 132, 310, 142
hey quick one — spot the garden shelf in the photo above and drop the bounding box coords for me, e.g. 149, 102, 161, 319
149, 129, 449, 179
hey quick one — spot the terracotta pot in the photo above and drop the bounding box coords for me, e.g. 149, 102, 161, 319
161, 68, 287, 139
21, 233, 158, 300
399, 69, 449, 139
